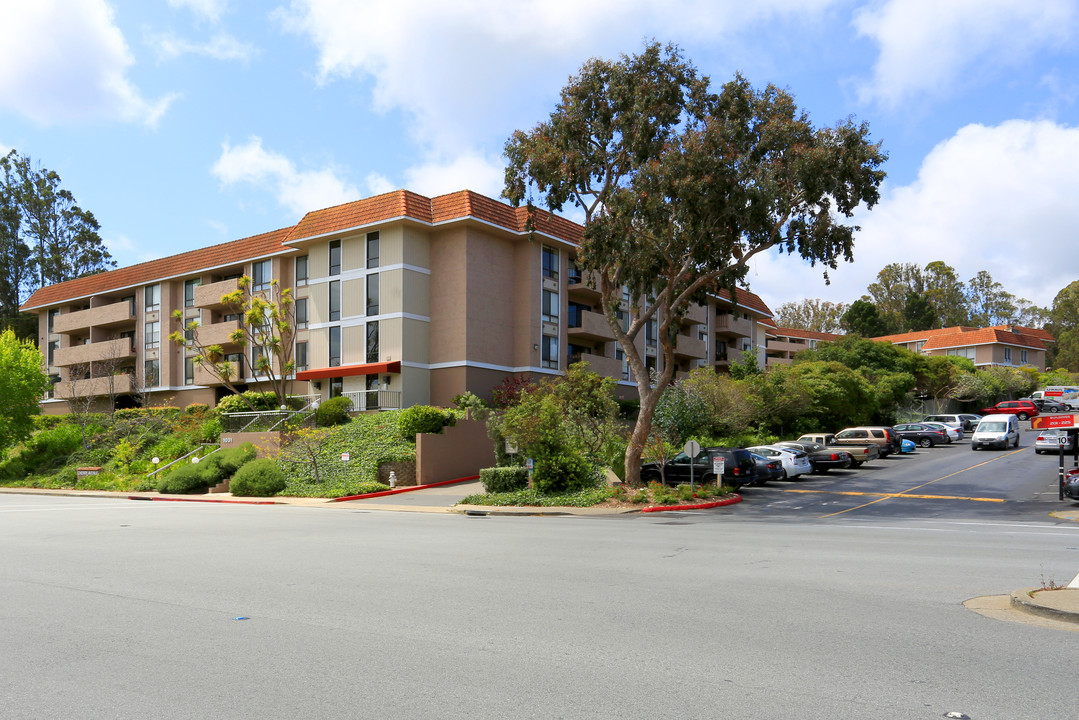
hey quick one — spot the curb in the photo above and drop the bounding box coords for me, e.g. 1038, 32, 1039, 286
329, 475, 480, 502
1009, 588, 1079, 624
640, 494, 743, 513
128, 496, 277, 505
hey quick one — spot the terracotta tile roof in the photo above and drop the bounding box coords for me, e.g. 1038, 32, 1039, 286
989, 325, 1055, 344
872, 326, 977, 344
21, 227, 296, 311
713, 288, 773, 318
922, 327, 1046, 351
774, 327, 843, 342
284, 190, 433, 243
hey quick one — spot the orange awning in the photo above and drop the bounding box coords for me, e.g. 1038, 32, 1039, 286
296, 361, 401, 381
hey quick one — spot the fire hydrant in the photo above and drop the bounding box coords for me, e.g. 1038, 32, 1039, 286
388, 471, 397, 488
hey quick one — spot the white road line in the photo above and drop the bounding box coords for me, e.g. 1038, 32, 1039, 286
0, 503, 154, 513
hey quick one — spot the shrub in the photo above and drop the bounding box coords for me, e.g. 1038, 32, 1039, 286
201, 443, 258, 482
316, 396, 353, 427
216, 391, 280, 414
480, 466, 529, 493
398, 405, 456, 440
229, 458, 286, 497
185, 403, 209, 415
199, 416, 223, 442
532, 453, 599, 495
157, 462, 211, 494
149, 435, 192, 463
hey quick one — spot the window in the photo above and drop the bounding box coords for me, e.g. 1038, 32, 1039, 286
145, 321, 160, 350
224, 353, 244, 380
567, 301, 588, 327
253, 260, 272, 291
47, 309, 58, 333
329, 326, 341, 367
947, 347, 976, 360
296, 298, 309, 329
295, 341, 309, 372
367, 231, 379, 269
542, 289, 559, 323
542, 245, 559, 281
329, 280, 340, 322
646, 317, 658, 348
329, 240, 341, 276
224, 312, 242, 323
184, 278, 201, 307
541, 334, 558, 369
47, 340, 58, 365
330, 377, 342, 398
366, 322, 379, 364
295, 255, 309, 286
568, 259, 582, 285
145, 284, 160, 312
1003, 347, 1012, 363
144, 359, 160, 387
616, 347, 629, 381
913, 340, 926, 353
184, 357, 195, 385
252, 345, 269, 374
645, 355, 657, 378
1021, 349, 1028, 364
366, 273, 379, 316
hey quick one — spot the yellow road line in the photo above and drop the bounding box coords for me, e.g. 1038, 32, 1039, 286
783, 488, 1004, 502
817, 446, 1026, 518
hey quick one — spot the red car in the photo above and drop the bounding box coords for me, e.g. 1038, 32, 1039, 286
978, 400, 1039, 421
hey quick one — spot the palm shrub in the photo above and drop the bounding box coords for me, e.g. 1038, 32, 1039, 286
229, 458, 286, 497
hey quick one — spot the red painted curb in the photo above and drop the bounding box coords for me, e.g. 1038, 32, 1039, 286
129, 496, 278, 505
640, 494, 743, 513
330, 475, 481, 502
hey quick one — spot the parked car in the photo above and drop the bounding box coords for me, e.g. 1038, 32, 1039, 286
746, 445, 813, 480
1022, 397, 1070, 413
970, 414, 1020, 450
921, 421, 962, 442
893, 423, 948, 447
978, 400, 1039, 421
900, 438, 916, 453
1064, 468, 1079, 500
749, 452, 784, 485
775, 440, 853, 473
640, 447, 757, 490
797, 433, 880, 467
1034, 428, 1076, 454
923, 414, 966, 432
957, 414, 983, 432
831, 426, 898, 457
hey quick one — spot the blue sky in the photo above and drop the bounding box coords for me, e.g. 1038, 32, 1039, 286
3, 0, 1079, 314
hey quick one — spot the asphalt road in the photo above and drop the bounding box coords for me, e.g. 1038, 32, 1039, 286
3, 486, 1079, 719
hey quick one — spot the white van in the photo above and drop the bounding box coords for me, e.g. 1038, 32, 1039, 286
971, 414, 1020, 451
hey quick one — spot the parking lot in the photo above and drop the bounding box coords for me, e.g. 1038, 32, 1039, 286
713, 425, 1079, 523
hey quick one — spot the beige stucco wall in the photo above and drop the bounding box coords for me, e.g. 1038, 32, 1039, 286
416, 418, 496, 485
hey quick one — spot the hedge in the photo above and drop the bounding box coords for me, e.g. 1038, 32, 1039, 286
480, 466, 529, 493
398, 405, 456, 440
316, 396, 353, 426
229, 458, 286, 497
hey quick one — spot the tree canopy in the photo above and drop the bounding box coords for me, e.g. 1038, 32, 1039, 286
0, 329, 50, 450
503, 42, 886, 483
773, 298, 848, 333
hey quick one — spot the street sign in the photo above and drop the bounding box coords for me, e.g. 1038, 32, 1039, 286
341, 452, 350, 462
683, 440, 701, 457
712, 456, 725, 476
525, 458, 534, 470
1031, 413, 1079, 430
1061, 435, 1070, 446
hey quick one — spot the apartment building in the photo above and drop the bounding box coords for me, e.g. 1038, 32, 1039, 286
873, 325, 1053, 371
21, 189, 774, 414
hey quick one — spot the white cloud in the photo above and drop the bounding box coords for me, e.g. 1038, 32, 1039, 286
169, 0, 228, 23
212, 136, 360, 216
364, 173, 396, 196
149, 31, 258, 63
402, 152, 506, 199
273, 0, 837, 165
854, 0, 1079, 108
748, 119, 1079, 313
0, 0, 175, 126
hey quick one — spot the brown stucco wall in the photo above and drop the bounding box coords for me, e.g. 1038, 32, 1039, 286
416, 418, 495, 485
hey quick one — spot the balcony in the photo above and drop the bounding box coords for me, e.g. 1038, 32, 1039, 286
196, 319, 242, 347
568, 351, 623, 379
567, 309, 616, 343
682, 303, 707, 326
53, 338, 135, 368
53, 300, 135, 334
567, 270, 603, 303
193, 278, 242, 309
341, 389, 403, 412
714, 313, 753, 339
194, 360, 245, 386
54, 373, 134, 399
672, 334, 707, 360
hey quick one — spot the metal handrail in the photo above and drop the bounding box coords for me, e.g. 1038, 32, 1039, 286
147, 443, 219, 477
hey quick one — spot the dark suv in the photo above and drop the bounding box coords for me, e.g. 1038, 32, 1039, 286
640, 447, 757, 490
978, 400, 1039, 421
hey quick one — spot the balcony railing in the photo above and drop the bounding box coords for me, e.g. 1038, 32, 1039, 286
53, 373, 134, 399
672, 334, 707, 360
567, 351, 622, 378
714, 313, 753, 338
567, 309, 615, 343
53, 300, 135, 334
341, 389, 402, 412
196, 319, 242, 346
193, 278, 242, 309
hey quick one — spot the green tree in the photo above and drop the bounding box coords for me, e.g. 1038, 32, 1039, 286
0, 150, 115, 293
170, 275, 296, 410
773, 298, 848, 333
1046, 280, 1079, 371
903, 290, 939, 332
683, 366, 765, 437
966, 270, 1016, 327
503, 43, 886, 483
919, 355, 974, 404
782, 361, 878, 431
922, 260, 968, 327
0, 328, 50, 450
865, 262, 923, 330
841, 299, 894, 337
652, 374, 709, 448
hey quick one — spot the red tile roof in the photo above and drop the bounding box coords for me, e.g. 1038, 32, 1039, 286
922, 327, 1046, 351
21, 227, 295, 311
714, 288, 773, 318
872, 326, 977, 344
774, 327, 843, 342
